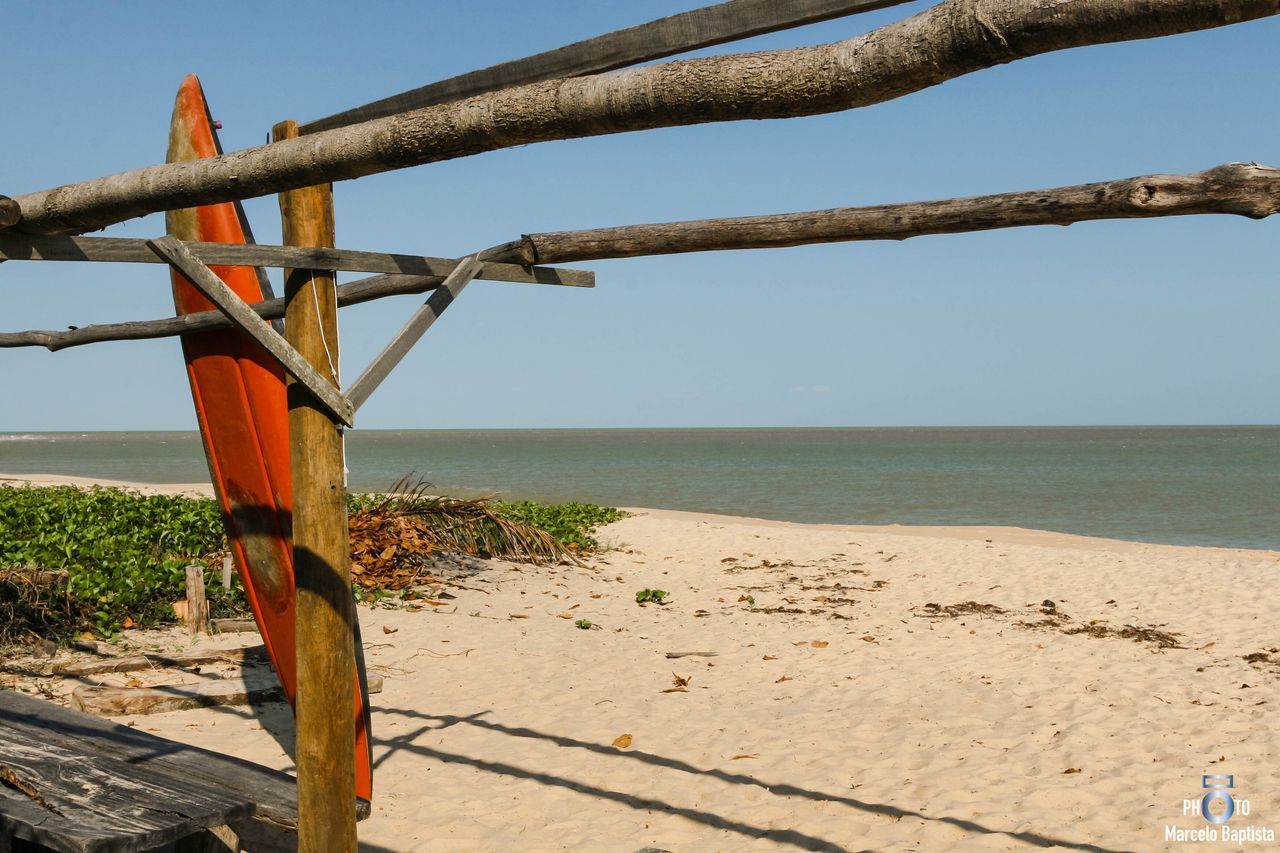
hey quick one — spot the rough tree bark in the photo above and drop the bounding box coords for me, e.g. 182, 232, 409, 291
0, 196, 18, 229
489, 162, 1280, 264
4, 162, 1276, 352
8, 0, 1278, 235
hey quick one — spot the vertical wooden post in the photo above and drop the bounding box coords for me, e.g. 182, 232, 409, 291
272, 119, 357, 853
184, 564, 209, 636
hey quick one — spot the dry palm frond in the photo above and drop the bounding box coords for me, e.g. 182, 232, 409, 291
348, 477, 573, 591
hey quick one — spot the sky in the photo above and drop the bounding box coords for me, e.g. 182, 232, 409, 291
2, 1, 1277, 430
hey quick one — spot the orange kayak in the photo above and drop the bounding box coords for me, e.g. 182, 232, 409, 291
166, 74, 373, 809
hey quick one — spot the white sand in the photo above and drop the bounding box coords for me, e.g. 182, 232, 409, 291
4, 476, 1278, 851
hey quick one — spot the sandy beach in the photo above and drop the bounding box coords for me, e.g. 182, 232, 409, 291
2, 474, 1278, 851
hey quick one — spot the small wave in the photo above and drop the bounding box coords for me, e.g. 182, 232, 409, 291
0, 434, 57, 442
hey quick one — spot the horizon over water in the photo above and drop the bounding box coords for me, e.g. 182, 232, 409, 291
2, 426, 1277, 551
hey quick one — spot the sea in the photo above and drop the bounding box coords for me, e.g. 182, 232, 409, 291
1, 427, 1277, 551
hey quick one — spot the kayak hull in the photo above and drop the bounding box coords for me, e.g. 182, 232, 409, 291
166, 74, 373, 808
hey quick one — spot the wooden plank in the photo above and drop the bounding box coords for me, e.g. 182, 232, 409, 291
0, 261, 592, 352
274, 119, 360, 853
146, 236, 355, 427
300, 0, 913, 133
345, 255, 481, 412
0, 690, 298, 832
52, 646, 267, 677
0, 723, 256, 852
0, 233, 596, 286
210, 618, 260, 635
69, 675, 383, 717
185, 565, 210, 636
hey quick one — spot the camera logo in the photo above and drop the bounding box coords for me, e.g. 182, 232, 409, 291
1165, 773, 1274, 845
1184, 775, 1247, 825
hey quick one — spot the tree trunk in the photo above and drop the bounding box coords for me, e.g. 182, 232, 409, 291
9, 0, 1277, 235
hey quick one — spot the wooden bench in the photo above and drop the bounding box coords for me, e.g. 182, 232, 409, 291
0, 690, 298, 852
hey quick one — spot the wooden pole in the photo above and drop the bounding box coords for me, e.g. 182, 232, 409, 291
273, 119, 357, 853
299, 0, 915, 134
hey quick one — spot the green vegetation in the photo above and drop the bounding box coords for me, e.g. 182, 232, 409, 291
574, 619, 595, 630
635, 588, 669, 605
0, 486, 238, 640
493, 501, 625, 551
0, 484, 625, 643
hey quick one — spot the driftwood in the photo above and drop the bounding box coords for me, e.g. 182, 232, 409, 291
70, 674, 384, 717
301, 0, 913, 133
51, 646, 268, 677
3, 162, 1276, 352
8, 0, 1276, 235
210, 618, 259, 635
0, 566, 69, 585
486, 162, 1280, 264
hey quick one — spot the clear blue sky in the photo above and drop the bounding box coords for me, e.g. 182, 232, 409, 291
2, 1, 1277, 430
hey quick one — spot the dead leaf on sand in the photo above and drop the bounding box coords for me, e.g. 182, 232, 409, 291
729, 754, 759, 760
811, 641, 829, 649
1063, 767, 1082, 774
509, 613, 530, 619
775, 675, 792, 683
861, 635, 877, 643
762, 655, 778, 661
661, 687, 688, 694
382, 626, 398, 635
557, 613, 574, 619
672, 673, 691, 688
612, 734, 633, 749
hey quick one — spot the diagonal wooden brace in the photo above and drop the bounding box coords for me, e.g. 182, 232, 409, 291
344, 254, 482, 412
147, 236, 355, 427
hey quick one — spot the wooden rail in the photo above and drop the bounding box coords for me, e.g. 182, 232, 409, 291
0, 233, 595, 286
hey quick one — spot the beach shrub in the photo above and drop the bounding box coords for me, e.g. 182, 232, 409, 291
0, 484, 625, 642
0, 485, 240, 640
492, 501, 626, 551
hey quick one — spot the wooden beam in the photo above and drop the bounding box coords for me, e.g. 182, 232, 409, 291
345, 255, 482, 412
482, 162, 1280, 263
274, 119, 358, 853
0, 233, 596, 286
8, 0, 1275, 235
146, 236, 355, 426
299, 0, 914, 134
0, 262, 590, 351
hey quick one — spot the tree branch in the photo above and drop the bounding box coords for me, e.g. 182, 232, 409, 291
485, 162, 1280, 264
9, 0, 1277, 235
5, 162, 1276, 351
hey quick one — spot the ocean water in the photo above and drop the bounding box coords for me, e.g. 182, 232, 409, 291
1, 427, 1277, 550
